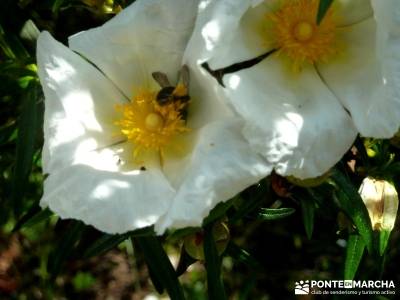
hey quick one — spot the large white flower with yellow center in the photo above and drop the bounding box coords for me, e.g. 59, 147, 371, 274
37, 0, 270, 234
189, 0, 400, 178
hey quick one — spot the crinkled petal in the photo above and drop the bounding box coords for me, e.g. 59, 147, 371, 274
37, 31, 126, 174
69, 0, 199, 98
185, 0, 273, 69
155, 119, 271, 233
41, 165, 174, 234
223, 57, 357, 179
317, 16, 400, 138
336, 0, 373, 27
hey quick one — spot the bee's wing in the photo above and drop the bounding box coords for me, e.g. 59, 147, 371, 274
152, 72, 171, 88
179, 65, 190, 89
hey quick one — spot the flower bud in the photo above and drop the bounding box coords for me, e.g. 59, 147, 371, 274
183, 222, 230, 260
358, 177, 398, 231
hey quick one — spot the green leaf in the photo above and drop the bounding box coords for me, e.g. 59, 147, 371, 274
203, 198, 235, 225
344, 234, 365, 280
317, 0, 335, 24
136, 236, 185, 300
52, 0, 67, 13
84, 226, 153, 258
331, 169, 374, 253
239, 276, 257, 300
379, 230, 392, 256
257, 207, 295, 221
48, 221, 86, 276
176, 246, 197, 277
203, 223, 227, 300
84, 233, 129, 258
230, 181, 269, 223
0, 24, 30, 60
11, 82, 43, 215
225, 242, 261, 271
300, 194, 315, 239
13, 207, 53, 232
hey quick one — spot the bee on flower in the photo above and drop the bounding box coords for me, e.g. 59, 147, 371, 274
37, 0, 270, 234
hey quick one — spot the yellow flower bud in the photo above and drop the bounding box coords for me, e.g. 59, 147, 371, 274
359, 177, 398, 231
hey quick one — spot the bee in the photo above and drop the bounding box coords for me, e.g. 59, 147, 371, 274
152, 65, 191, 107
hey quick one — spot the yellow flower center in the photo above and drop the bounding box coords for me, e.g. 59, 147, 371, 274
266, 0, 340, 71
114, 88, 189, 162
145, 112, 164, 131
293, 21, 313, 41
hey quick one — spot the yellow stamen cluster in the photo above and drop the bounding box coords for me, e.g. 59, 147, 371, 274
267, 0, 340, 71
115, 89, 189, 160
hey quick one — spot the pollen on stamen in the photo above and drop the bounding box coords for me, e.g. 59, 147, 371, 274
114, 89, 190, 162
266, 0, 341, 71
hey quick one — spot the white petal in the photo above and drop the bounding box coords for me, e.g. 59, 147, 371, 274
155, 119, 271, 234
223, 57, 357, 179
161, 62, 235, 190
317, 17, 400, 138
371, 0, 400, 37
37, 32, 126, 174
40, 165, 174, 234
336, 0, 373, 27
69, 0, 199, 98
185, 0, 274, 69
185, 63, 233, 129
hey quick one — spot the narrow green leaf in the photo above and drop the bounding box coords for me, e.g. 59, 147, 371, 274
300, 196, 315, 239
52, 0, 67, 13
0, 24, 30, 59
148, 265, 165, 295
0, 123, 16, 145
379, 230, 391, 256
83, 233, 129, 258
257, 207, 295, 221
331, 169, 374, 253
13, 207, 53, 232
230, 181, 269, 223
136, 236, 185, 300
203, 223, 227, 300
225, 242, 261, 271
84, 226, 154, 258
48, 221, 86, 276
239, 276, 257, 300
176, 246, 197, 277
12, 82, 43, 215
344, 234, 365, 280
203, 198, 235, 225
317, 0, 334, 24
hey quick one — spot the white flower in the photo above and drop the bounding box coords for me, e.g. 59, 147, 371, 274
37, 0, 270, 234
188, 0, 400, 179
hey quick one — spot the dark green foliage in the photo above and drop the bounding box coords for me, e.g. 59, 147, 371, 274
203, 222, 227, 300
136, 235, 185, 300
344, 234, 365, 280
331, 169, 374, 253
